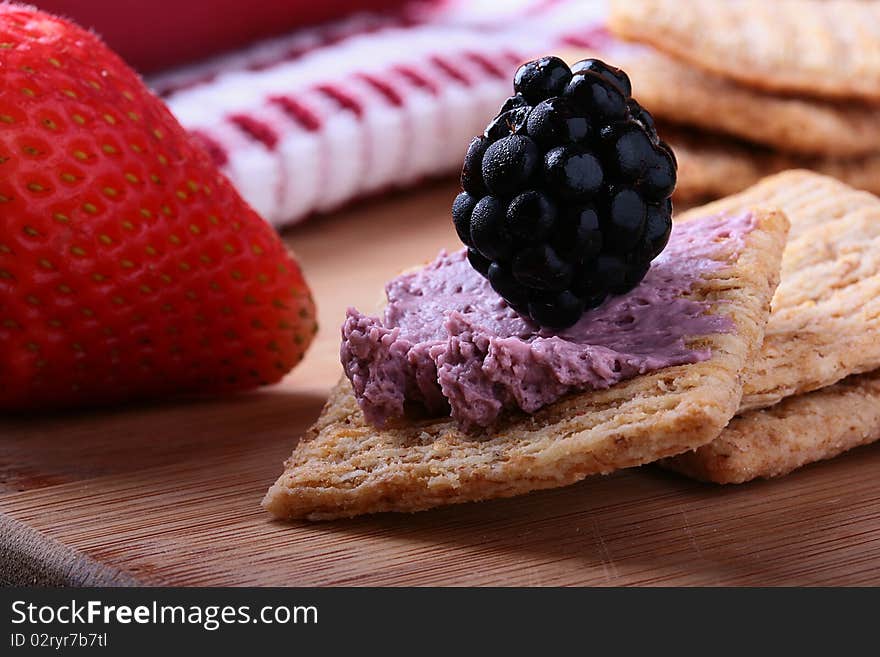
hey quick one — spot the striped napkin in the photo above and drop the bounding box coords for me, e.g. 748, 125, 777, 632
154, 0, 608, 228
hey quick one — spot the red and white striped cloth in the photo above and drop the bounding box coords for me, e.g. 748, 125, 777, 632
153, 0, 608, 228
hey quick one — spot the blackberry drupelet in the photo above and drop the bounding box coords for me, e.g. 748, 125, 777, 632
453, 56, 676, 328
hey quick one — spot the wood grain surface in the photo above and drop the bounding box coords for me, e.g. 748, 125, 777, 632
2, 180, 880, 586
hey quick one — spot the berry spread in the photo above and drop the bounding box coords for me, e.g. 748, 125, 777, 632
454, 57, 676, 328
342, 212, 757, 431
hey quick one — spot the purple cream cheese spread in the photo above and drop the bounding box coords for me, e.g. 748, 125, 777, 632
341, 211, 756, 431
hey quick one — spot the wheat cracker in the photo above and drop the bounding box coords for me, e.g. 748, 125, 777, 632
663, 370, 880, 483
263, 210, 787, 519
609, 0, 880, 102
667, 129, 880, 203
677, 171, 880, 412
594, 44, 880, 157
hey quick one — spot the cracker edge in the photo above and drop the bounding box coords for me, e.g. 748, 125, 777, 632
661, 371, 880, 483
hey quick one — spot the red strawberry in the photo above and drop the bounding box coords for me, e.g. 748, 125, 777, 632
0, 5, 317, 410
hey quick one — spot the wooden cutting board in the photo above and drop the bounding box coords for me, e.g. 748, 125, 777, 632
3, 179, 880, 586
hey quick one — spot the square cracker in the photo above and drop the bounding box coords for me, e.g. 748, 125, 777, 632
609, 0, 880, 103
569, 44, 880, 158
665, 129, 880, 203
662, 370, 880, 483
677, 171, 880, 412
263, 210, 787, 520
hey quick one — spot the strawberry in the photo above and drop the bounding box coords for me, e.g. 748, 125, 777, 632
0, 5, 317, 410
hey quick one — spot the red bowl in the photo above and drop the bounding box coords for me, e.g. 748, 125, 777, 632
34, 0, 414, 72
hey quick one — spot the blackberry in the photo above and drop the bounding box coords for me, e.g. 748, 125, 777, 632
507, 190, 556, 240
529, 289, 584, 329
513, 56, 572, 104
571, 58, 632, 97
484, 107, 528, 141
499, 94, 529, 113
452, 191, 478, 246
470, 195, 513, 261
527, 97, 591, 148
553, 206, 602, 262
512, 243, 572, 291
467, 248, 492, 277
604, 187, 647, 252
481, 134, 540, 195
488, 262, 528, 312
565, 72, 628, 120
461, 136, 489, 196
628, 98, 655, 132
451, 56, 677, 329
543, 146, 603, 199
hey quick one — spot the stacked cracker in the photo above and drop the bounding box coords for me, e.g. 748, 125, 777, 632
607, 0, 880, 205
664, 171, 880, 483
